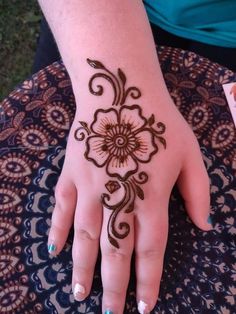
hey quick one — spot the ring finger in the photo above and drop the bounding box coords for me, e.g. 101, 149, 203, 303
135, 199, 168, 313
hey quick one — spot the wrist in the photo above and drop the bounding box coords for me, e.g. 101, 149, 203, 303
70, 58, 174, 117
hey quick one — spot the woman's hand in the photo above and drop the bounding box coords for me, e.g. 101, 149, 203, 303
47, 59, 212, 314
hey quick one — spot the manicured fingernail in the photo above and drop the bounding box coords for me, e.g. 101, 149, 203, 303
73, 283, 85, 300
207, 215, 213, 226
138, 300, 149, 314
48, 243, 57, 254
104, 310, 114, 314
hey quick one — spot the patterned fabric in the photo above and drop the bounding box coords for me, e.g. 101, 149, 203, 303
0, 47, 235, 314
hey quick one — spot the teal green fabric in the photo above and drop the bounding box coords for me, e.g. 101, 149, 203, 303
143, 0, 236, 47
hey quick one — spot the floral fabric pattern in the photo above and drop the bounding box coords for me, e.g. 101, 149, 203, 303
0, 47, 235, 313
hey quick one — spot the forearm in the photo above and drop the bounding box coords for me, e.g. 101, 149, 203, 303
38, 0, 173, 112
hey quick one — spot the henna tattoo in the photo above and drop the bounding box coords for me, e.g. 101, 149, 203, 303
74, 58, 166, 248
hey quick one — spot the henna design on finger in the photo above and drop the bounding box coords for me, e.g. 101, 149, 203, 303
74, 59, 166, 248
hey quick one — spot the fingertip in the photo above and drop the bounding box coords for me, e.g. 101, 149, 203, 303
47, 242, 57, 256
136, 277, 160, 314
47, 227, 58, 256
137, 299, 150, 314
204, 214, 214, 231
47, 224, 70, 256
185, 202, 214, 232
196, 218, 213, 232
137, 297, 158, 314
73, 282, 87, 301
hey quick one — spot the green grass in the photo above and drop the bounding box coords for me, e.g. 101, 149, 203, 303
0, 0, 41, 100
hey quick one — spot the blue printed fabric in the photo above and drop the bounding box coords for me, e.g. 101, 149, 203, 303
0, 46, 235, 314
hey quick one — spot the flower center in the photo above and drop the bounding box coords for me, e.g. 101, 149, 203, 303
103, 124, 139, 157
114, 135, 127, 148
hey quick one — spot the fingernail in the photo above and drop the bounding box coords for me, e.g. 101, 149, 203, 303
48, 243, 57, 254
138, 300, 149, 314
104, 310, 114, 314
207, 215, 213, 226
73, 283, 85, 300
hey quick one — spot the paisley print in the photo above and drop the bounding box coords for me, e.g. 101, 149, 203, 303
0, 284, 28, 313
0, 186, 23, 211
18, 126, 50, 150
0, 252, 23, 279
0, 220, 18, 245
186, 102, 213, 133
41, 101, 73, 138
0, 153, 34, 184
211, 123, 235, 149
0, 47, 235, 313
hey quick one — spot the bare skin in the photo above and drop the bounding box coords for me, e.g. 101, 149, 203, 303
38, 1, 212, 313
230, 83, 236, 101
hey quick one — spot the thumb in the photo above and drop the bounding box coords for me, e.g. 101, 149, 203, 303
177, 147, 212, 231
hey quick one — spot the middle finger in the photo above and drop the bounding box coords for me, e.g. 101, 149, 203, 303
101, 203, 134, 314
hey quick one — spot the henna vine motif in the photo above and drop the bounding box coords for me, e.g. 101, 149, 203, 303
74, 58, 166, 248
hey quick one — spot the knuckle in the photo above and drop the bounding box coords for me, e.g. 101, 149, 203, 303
50, 221, 67, 232
103, 247, 130, 262
73, 263, 93, 274
75, 227, 99, 242
104, 289, 124, 299
135, 222, 168, 257
55, 181, 73, 201
136, 248, 164, 260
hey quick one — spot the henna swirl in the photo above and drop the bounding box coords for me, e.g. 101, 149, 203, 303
74, 59, 167, 248
74, 121, 91, 141
88, 73, 118, 107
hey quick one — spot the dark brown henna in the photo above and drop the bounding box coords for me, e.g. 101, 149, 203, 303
74, 59, 167, 248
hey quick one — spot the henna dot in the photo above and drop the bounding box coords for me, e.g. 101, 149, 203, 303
105, 124, 111, 131
102, 144, 108, 151
120, 156, 125, 163
126, 123, 132, 130
135, 141, 140, 149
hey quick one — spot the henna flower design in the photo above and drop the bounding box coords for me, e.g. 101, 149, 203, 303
85, 105, 158, 181
74, 59, 166, 248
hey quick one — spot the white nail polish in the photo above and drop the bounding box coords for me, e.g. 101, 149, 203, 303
73, 283, 85, 299
138, 300, 149, 314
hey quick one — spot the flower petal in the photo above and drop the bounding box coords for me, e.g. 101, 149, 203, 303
91, 108, 118, 135
119, 105, 147, 132
106, 155, 138, 180
85, 135, 109, 167
133, 130, 158, 162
